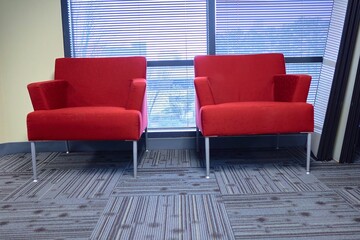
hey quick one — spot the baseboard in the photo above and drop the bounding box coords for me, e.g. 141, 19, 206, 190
0, 133, 307, 156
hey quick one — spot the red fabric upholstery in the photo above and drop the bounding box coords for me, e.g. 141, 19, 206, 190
200, 102, 314, 136
54, 57, 146, 107
27, 57, 147, 141
27, 107, 142, 141
274, 74, 311, 102
194, 77, 215, 107
195, 53, 286, 103
194, 53, 314, 137
28, 80, 68, 110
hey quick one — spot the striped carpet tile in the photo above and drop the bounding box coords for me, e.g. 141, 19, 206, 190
311, 165, 360, 189
209, 148, 297, 164
91, 194, 234, 240
221, 191, 360, 240
140, 149, 202, 168
0, 152, 59, 173
214, 163, 329, 195
0, 199, 107, 240
0, 173, 30, 200
112, 168, 220, 196
1, 149, 360, 239
44, 152, 132, 169
335, 187, 360, 210
4, 168, 124, 201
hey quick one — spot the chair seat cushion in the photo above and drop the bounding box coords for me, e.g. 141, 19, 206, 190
27, 107, 142, 141
199, 102, 314, 136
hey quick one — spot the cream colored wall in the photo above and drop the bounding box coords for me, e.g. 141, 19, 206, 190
0, 0, 64, 143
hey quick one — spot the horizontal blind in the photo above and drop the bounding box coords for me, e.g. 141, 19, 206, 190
314, 0, 348, 133
66, 0, 340, 129
314, 64, 336, 133
215, 0, 333, 57
147, 66, 195, 128
286, 63, 322, 104
215, 0, 333, 104
69, 0, 207, 60
68, 0, 207, 128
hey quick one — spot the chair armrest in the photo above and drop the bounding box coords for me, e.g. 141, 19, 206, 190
27, 80, 68, 110
194, 77, 215, 106
274, 74, 311, 102
126, 78, 146, 111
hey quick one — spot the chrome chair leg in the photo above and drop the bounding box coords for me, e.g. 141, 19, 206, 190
30, 142, 38, 182
145, 128, 149, 152
65, 140, 70, 154
196, 127, 200, 152
205, 137, 210, 179
306, 133, 311, 174
133, 141, 138, 178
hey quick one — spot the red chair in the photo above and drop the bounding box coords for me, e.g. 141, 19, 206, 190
27, 57, 147, 181
194, 53, 314, 178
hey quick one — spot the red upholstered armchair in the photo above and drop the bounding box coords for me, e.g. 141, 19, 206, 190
194, 53, 314, 178
27, 57, 147, 181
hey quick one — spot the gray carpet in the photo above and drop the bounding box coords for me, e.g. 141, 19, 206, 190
0, 147, 360, 239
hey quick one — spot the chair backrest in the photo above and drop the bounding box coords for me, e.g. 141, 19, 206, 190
55, 56, 146, 107
194, 53, 286, 103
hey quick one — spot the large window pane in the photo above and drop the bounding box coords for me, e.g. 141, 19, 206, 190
215, 0, 333, 56
64, 0, 337, 129
67, 0, 206, 129
147, 66, 195, 128
69, 0, 207, 60
215, 0, 333, 104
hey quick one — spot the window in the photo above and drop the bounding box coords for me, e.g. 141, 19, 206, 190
62, 0, 335, 130
215, 0, 333, 104
314, 0, 348, 134
64, 0, 207, 129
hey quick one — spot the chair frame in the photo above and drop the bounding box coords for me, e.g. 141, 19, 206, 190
27, 57, 148, 182
196, 128, 312, 178
30, 128, 148, 182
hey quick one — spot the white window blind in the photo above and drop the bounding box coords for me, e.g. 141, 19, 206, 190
314, 0, 348, 133
67, 0, 207, 129
215, 0, 334, 104
286, 63, 322, 103
65, 0, 338, 129
69, 0, 207, 60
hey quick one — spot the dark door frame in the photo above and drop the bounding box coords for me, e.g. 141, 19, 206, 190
340, 55, 360, 163
316, 0, 360, 161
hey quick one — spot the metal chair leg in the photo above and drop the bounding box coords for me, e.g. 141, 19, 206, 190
145, 128, 149, 152
306, 133, 311, 174
205, 137, 210, 179
133, 141, 138, 178
65, 140, 70, 154
196, 127, 199, 152
30, 142, 38, 182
